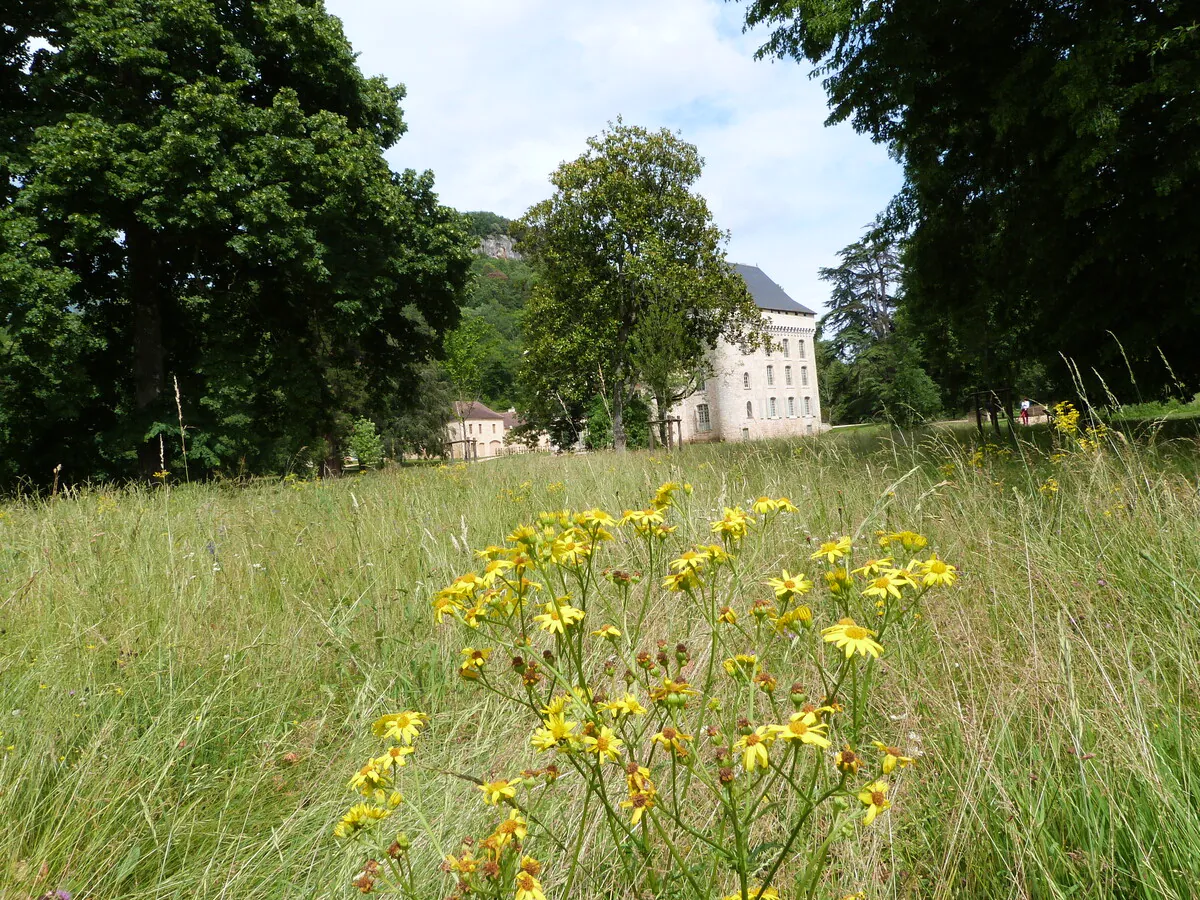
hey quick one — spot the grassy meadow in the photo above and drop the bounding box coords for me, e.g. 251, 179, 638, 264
2, 425, 1200, 899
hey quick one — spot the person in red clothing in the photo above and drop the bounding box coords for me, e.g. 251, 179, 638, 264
1020, 398, 1031, 425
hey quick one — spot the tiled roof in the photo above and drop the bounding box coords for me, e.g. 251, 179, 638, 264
733, 264, 816, 315
453, 400, 506, 420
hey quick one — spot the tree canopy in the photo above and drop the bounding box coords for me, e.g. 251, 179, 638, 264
516, 122, 764, 449
743, 0, 1200, 401
0, 0, 469, 484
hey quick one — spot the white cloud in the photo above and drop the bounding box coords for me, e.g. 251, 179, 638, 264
325, 0, 902, 314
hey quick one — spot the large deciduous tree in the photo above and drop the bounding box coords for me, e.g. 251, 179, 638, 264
742, 0, 1200, 400
0, 0, 469, 484
516, 122, 764, 450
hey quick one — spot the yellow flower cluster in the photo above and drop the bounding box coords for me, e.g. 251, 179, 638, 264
336, 482, 957, 899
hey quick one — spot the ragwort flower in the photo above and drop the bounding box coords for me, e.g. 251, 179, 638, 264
770, 711, 831, 749
532, 599, 585, 634
766, 569, 813, 600
372, 711, 428, 745
857, 780, 892, 825
734, 726, 775, 772
811, 536, 852, 564
872, 740, 916, 774
821, 619, 885, 659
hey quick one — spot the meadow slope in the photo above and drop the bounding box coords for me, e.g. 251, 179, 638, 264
2, 428, 1199, 899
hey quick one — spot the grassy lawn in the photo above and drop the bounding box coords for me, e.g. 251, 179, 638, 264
2, 428, 1199, 899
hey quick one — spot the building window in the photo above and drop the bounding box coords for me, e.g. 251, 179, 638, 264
696, 403, 711, 432
782, 338, 789, 358
468, 423, 473, 435
806, 422, 814, 434
492, 423, 497, 434
788, 396, 795, 417
804, 396, 812, 416
768, 397, 777, 418
743, 372, 750, 389
785, 366, 792, 386
801, 366, 809, 387
766, 365, 774, 386
799, 341, 806, 360
745, 401, 753, 419
742, 427, 750, 441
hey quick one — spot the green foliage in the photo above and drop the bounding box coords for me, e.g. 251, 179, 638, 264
743, 0, 1200, 398
346, 418, 385, 469
816, 226, 942, 426
462, 210, 512, 239
517, 121, 765, 450
0, 0, 469, 485
451, 255, 535, 409
582, 393, 650, 450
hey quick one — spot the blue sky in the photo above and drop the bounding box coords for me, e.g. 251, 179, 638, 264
324, 0, 903, 315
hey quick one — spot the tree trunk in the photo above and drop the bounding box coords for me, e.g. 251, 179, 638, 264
129, 225, 165, 476
323, 431, 342, 477
654, 390, 669, 448
612, 381, 626, 451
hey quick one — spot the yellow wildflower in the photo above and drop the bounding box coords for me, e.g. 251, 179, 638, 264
851, 557, 893, 577
919, 553, 957, 587
532, 599, 585, 634
723, 888, 779, 900
652, 481, 682, 509
752, 496, 778, 515
835, 746, 861, 775
711, 507, 754, 541
723, 654, 759, 678
460, 647, 491, 670
582, 725, 624, 762
348, 761, 391, 795
479, 778, 522, 805
515, 871, 547, 900
811, 536, 852, 564
591, 623, 621, 639
861, 571, 904, 601
857, 780, 891, 825
766, 569, 813, 600
718, 606, 738, 625
602, 694, 648, 718
621, 788, 656, 825
550, 534, 591, 566
770, 711, 831, 748
872, 741, 916, 774
650, 725, 693, 758
333, 803, 390, 839
492, 809, 528, 850
648, 678, 697, 708
372, 711, 428, 745
531, 712, 578, 752
879, 530, 927, 553
775, 497, 798, 513
734, 726, 775, 772
663, 569, 700, 592
669, 548, 709, 572
821, 619, 885, 659
372, 745, 414, 773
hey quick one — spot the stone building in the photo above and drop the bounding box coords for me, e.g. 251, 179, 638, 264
446, 401, 546, 459
671, 264, 824, 443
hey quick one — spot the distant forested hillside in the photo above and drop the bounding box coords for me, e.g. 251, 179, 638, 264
440, 212, 532, 411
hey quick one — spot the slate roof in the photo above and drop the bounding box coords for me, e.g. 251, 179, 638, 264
453, 400, 506, 420
733, 264, 816, 315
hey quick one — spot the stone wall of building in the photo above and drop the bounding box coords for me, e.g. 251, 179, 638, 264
672, 308, 824, 444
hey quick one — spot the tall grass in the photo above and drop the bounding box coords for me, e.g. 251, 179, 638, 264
1, 428, 1198, 898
